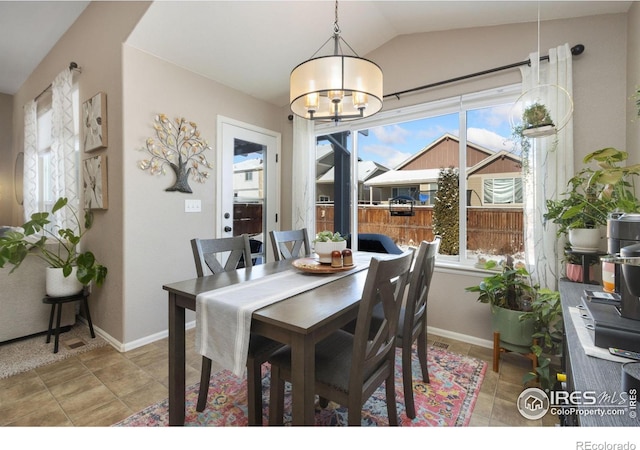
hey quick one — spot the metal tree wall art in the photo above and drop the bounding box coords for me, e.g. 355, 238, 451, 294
137, 114, 214, 193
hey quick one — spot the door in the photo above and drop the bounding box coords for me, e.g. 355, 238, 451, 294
217, 116, 280, 263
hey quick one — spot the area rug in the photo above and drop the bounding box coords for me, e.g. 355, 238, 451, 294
115, 345, 487, 427
0, 322, 107, 379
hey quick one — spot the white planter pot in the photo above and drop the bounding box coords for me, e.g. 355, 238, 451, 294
568, 228, 604, 252
314, 240, 347, 264
46, 266, 83, 297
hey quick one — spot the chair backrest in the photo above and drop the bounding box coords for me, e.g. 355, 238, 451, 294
350, 250, 414, 393
190, 234, 253, 277
402, 236, 441, 338
269, 229, 311, 261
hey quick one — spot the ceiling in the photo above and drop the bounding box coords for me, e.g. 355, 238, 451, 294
0, 1, 633, 104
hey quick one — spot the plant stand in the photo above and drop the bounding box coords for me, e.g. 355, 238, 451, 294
43, 292, 95, 353
565, 249, 606, 285
492, 331, 538, 373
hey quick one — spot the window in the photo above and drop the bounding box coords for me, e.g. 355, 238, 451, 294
314, 84, 523, 266
34, 87, 80, 214
245, 171, 253, 181
483, 177, 523, 204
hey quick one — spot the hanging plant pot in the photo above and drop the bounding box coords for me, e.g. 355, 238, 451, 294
46, 267, 83, 297
522, 124, 556, 138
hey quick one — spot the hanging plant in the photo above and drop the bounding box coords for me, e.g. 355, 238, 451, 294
520, 102, 556, 138
137, 114, 214, 193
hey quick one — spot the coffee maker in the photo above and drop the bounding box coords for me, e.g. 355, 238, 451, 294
579, 214, 640, 352
607, 213, 640, 320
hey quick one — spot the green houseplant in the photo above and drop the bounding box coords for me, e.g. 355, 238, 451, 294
0, 197, 107, 294
544, 147, 640, 249
519, 288, 563, 390
465, 257, 537, 357
313, 230, 346, 263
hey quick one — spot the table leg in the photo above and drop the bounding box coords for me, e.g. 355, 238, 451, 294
168, 292, 186, 426
290, 334, 316, 425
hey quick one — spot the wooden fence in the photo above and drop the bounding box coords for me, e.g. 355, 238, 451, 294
316, 204, 524, 254
234, 202, 524, 254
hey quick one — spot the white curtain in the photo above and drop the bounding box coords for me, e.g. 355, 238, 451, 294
291, 116, 316, 238
50, 68, 79, 233
23, 101, 38, 221
521, 43, 574, 290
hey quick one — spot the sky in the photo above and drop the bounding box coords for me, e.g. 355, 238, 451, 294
355, 102, 519, 170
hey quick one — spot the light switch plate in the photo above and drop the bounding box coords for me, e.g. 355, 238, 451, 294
185, 199, 201, 213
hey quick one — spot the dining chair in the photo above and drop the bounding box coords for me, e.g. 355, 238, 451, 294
269, 228, 311, 261
190, 234, 284, 425
395, 236, 440, 419
267, 250, 414, 426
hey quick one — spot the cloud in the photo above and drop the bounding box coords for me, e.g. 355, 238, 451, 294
361, 144, 411, 169
371, 124, 411, 145
467, 127, 512, 152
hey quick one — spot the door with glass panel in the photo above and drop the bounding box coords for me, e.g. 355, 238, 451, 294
217, 117, 280, 263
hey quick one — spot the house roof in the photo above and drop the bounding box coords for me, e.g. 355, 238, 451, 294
317, 160, 389, 184
395, 133, 494, 170
467, 150, 522, 175
364, 168, 443, 187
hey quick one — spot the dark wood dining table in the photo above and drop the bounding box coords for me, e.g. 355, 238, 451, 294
162, 255, 374, 426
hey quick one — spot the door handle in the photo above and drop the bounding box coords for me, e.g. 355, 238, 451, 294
224, 226, 232, 232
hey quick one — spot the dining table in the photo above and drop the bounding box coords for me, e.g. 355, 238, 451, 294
162, 251, 387, 426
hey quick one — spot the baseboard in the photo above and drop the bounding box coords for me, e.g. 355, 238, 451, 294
427, 325, 493, 350
80, 317, 198, 353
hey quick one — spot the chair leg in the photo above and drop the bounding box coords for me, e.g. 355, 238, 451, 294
402, 341, 416, 420
417, 331, 430, 383
246, 359, 263, 426
385, 370, 398, 426
268, 364, 285, 425
196, 356, 212, 412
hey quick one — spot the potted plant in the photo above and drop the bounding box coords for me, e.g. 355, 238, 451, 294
313, 230, 346, 263
519, 288, 563, 390
465, 257, 537, 357
521, 102, 555, 137
0, 197, 107, 296
544, 147, 640, 251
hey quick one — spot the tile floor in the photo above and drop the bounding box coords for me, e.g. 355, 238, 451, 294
0, 328, 559, 427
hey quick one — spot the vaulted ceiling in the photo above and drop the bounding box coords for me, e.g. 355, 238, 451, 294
0, 1, 633, 103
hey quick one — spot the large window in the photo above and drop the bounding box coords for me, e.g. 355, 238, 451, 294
34, 87, 80, 213
314, 84, 523, 266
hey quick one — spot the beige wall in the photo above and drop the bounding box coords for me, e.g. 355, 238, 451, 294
628, 2, 640, 160
9, 1, 152, 346
3, 3, 638, 349
121, 46, 287, 345
0, 93, 13, 224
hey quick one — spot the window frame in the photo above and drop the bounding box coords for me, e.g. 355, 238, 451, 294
313, 83, 523, 268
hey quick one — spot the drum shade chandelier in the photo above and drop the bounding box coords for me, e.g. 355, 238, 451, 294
289, 0, 383, 123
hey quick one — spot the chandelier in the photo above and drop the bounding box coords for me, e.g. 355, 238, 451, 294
289, 0, 383, 123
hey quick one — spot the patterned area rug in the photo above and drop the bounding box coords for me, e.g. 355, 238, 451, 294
0, 322, 107, 379
115, 345, 487, 426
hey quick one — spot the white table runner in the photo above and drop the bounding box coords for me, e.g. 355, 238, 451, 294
195, 253, 375, 376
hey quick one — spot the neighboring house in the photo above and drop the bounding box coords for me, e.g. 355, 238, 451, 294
317, 160, 390, 203
233, 157, 263, 201
363, 134, 522, 207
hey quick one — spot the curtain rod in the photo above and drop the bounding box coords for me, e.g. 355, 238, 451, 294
34, 62, 82, 102
384, 44, 585, 100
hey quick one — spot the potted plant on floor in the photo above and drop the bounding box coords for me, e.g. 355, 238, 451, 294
465, 256, 537, 362
519, 288, 563, 390
0, 197, 107, 296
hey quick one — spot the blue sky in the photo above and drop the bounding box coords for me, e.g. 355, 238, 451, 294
355, 103, 517, 169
